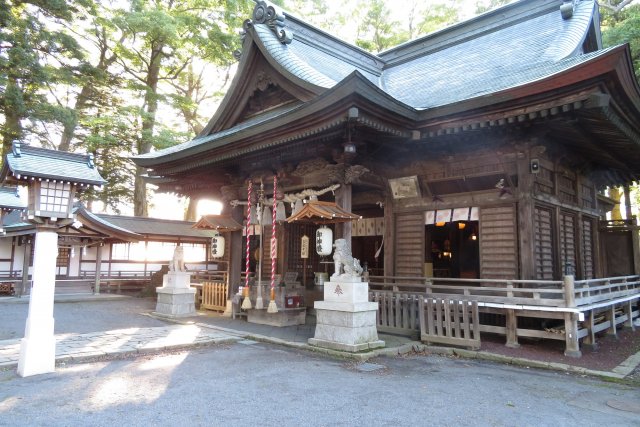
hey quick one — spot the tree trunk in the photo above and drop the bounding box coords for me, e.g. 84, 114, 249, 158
1, 79, 23, 158
610, 187, 622, 220
185, 197, 198, 221
59, 33, 117, 152
133, 44, 162, 217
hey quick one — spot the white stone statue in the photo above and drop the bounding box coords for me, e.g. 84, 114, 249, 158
169, 246, 185, 272
332, 238, 363, 279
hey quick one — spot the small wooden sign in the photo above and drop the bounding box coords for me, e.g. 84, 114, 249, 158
301, 235, 309, 259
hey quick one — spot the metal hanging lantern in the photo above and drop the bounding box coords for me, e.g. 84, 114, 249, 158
211, 231, 225, 258
315, 225, 333, 256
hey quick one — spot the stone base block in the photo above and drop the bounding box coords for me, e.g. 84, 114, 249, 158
323, 281, 368, 304
247, 308, 306, 327
309, 305, 384, 353
162, 271, 192, 289
308, 338, 385, 352
154, 287, 196, 318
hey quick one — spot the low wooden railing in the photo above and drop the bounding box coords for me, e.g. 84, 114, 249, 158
191, 270, 228, 285
419, 297, 480, 350
368, 275, 640, 356
369, 291, 421, 337
201, 281, 228, 312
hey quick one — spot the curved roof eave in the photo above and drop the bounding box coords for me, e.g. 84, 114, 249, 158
133, 71, 418, 172
247, 23, 335, 92
417, 44, 639, 123
74, 205, 141, 242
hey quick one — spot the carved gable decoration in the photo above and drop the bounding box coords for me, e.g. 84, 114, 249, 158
240, 72, 297, 119
247, 1, 293, 45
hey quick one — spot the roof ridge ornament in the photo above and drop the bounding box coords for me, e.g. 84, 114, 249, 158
251, 1, 293, 45
560, 0, 577, 19
11, 141, 21, 158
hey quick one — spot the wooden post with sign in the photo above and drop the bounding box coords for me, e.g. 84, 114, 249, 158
301, 235, 309, 287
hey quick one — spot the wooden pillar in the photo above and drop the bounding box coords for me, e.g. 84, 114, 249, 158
335, 184, 352, 242
505, 309, 520, 348
19, 237, 32, 297
563, 275, 582, 357
228, 207, 244, 297
517, 154, 535, 279
582, 310, 598, 349
623, 300, 635, 330
605, 305, 617, 337
623, 185, 633, 220
93, 242, 103, 295
9, 237, 16, 277
383, 194, 394, 277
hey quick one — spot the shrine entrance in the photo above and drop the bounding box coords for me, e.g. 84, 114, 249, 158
425, 221, 479, 279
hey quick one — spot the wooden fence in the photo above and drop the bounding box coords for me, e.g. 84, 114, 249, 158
419, 297, 480, 350
368, 275, 640, 356
201, 281, 228, 312
369, 291, 421, 337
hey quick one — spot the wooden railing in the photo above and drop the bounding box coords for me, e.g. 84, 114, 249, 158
419, 297, 480, 350
191, 270, 228, 285
368, 275, 640, 356
201, 281, 228, 312
369, 291, 421, 337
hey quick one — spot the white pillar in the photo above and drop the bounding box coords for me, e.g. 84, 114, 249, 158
17, 229, 58, 377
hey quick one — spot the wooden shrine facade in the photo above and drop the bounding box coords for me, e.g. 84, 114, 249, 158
134, 0, 640, 287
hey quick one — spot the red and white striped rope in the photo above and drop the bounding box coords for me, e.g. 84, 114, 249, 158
271, 175, 277, 290
245, 180, 252, 288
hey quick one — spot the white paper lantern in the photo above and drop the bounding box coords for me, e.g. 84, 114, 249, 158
315, 226, 333, 256
211, 232, 225, 258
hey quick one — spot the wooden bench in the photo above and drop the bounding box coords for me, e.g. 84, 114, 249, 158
0, 282, 15, 296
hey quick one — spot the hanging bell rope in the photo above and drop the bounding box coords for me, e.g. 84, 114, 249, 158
268, 174, 279, 313
242, 180, 253, 310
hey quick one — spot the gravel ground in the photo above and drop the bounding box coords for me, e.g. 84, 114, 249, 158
1, 342, 639, 426
2, 296, 639, 383
478, 328, 640, 372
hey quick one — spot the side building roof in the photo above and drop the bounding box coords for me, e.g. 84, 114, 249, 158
0, 143, 105, 187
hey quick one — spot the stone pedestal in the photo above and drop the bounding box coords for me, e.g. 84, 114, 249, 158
247, 308, 306, 326
308, 279, 384, 352
154, 271, 196, 318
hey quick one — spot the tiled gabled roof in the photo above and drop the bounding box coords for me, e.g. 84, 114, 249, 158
0, 186, 26, 211
248, 0, 599, 110
0, 143, 106, 186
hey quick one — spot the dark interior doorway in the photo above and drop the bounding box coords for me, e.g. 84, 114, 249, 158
426, 221, 479, 278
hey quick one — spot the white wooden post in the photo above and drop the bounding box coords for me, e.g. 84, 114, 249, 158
17, 229, 58, 377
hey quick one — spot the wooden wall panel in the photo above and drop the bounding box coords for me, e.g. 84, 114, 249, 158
559, 212, 577, 276
479, 206, 518, 279
534, 206, 554, 280
394, 212, 425, 277
580, 217, 594, 279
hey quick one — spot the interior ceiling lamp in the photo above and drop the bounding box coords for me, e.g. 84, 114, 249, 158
343, 107, 358, 155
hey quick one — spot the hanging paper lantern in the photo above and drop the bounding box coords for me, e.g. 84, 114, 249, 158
211, 232, 225, 258
275, 201, 287, 222
316, 225, 333, 256
249, 205, 259, 225
262, 206, 272, 225
293, 199, 303, 215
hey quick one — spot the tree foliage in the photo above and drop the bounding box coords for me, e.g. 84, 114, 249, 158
0, 0, 87, 156
601, 2, 640, 80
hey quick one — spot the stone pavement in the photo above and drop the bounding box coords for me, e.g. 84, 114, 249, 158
0, 324, 241, 367
1, 295, 639, 382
